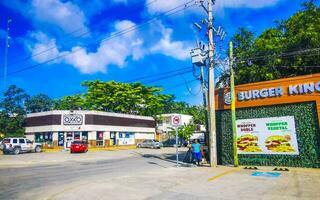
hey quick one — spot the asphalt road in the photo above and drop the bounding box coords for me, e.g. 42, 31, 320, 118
1, 149, 320, 200
0, 149, 190, 200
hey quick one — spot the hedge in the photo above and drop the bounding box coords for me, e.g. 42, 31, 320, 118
216, 101, 320, 168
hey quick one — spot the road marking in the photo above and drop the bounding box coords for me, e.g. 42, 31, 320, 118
207, 168, 240, 182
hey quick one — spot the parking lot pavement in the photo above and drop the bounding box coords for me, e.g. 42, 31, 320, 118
0, 147, 186, 168
44, 166, 320, 200
0, 148, 319, 200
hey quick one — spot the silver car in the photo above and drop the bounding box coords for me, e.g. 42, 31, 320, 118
137, 140, 163, 149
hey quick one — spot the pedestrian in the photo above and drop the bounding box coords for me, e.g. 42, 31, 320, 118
183, 143, 193, 163
191, 139, 201, 166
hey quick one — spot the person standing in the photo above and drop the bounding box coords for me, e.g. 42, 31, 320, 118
191, 139, 201, 166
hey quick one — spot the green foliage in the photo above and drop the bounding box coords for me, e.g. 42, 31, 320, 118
216, 102, 320, 168
177, 123, 196, 140
0, 85, 28, 137
25, 94, 53, 113
0, 85, 28, 115
53, 80, 172, 118
53, 94, 85, 110
219, 1, 320, 86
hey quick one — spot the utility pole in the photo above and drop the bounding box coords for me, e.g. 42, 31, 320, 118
207, 0, 217, 167
3, 17, 12, 90
229, 41, 238, 167
199, 66, 209, 146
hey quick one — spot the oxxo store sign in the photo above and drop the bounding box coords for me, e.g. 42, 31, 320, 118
63, 114, 83, 125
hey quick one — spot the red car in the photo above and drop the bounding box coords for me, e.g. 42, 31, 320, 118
70, 140, 88, 153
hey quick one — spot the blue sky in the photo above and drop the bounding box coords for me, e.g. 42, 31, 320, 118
0, 0, 308, 105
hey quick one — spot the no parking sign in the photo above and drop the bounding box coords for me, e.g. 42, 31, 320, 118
171, 115, 182, 127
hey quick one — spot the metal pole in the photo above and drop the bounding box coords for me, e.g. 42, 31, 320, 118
207, 0, 217, 167
229, 41, 239, 167
175, 127, 179, 167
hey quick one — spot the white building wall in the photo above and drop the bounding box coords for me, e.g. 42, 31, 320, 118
26, 135, 35, 141
52, 132, 58, 141
135, 133, 155, 139
104, 131, 110, 140
88, 131, 96, 140
25, 125, 155, 134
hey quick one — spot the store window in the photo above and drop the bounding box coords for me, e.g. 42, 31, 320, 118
96, 131, 104, 146
118, 132, 135, 145
82, 132, 88, 141
35, 132, 53, 145
74, 132, 81, 140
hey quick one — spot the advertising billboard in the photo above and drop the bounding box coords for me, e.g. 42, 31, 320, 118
236, 116, 299, 155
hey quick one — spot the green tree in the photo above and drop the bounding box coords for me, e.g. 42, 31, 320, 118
218, 0, 320, 85
0, 85, 28, 137
177, 123, 196, 140
25, 94, 53, 113
53, 94, 85, 110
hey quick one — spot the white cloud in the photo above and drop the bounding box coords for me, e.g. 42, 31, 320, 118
146, 0, 197, 15
31, 0, 88, 34
28, 20, 145, 74
63, 20, 145, 74
150, 21, 192, 60
216, 0, 282, 9
27, 32, 60, 64
146, 0, 283, 14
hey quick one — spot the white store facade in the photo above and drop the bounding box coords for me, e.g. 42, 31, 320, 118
25, 110, 156, 149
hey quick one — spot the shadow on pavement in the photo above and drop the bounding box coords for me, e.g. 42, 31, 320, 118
132, 151, 198, 168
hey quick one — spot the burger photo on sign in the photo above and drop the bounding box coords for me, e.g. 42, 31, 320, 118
236, 134, 262, 152
265, 135, 295, 152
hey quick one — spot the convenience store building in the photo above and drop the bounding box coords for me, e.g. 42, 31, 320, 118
25, 110, 156, 149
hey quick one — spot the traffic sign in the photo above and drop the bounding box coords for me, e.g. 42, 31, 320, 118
171, 115, 182, 126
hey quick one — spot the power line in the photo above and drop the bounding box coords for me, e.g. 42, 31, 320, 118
124, 66, 192, 83
180, 74, 201, 96
1, 0, 196, 78
6, 0, 160, 68
144, 69, 194, 84
236, 47, 320, 64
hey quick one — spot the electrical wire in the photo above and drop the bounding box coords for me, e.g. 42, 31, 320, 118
143, 69, 194, 84
235, 47, 320, 64
181, 74, 202, 96
124, 66, 192, 83
1, 0, 197, 78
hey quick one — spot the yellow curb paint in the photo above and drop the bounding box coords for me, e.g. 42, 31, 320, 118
207, 168, 240, 182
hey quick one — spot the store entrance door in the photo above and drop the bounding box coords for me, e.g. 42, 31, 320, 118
58, 132, 64, 147
110, 132, 116, 146
66, 132, 73, 149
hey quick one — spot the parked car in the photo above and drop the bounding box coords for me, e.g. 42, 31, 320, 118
70, 140, 88, 153
137, 139, 163, 149
162, 139, 183, 147
0, 137, 42, 155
